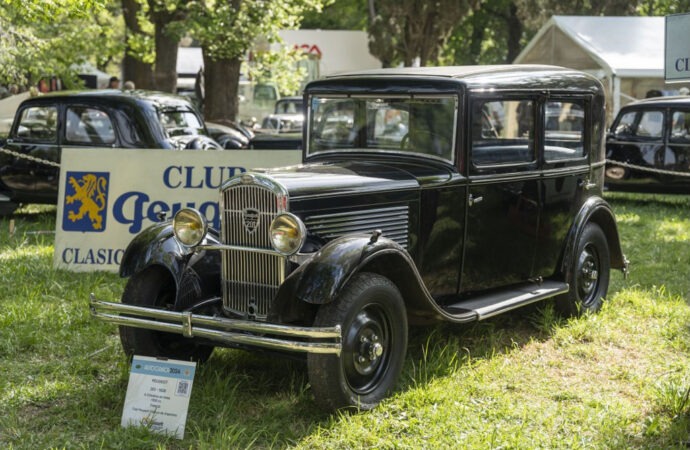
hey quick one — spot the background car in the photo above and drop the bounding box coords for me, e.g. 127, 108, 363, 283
605, 96, 690, 192
0, 90, 230, 215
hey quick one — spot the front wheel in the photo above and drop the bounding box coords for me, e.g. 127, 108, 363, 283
119, 266, 214, 362
307, 273, 408, 411
556, 223, 611, 317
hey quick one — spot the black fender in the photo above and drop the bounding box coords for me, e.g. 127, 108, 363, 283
270, 234, 445, 324
561, 196, 628, 276
119, 221, 222, 309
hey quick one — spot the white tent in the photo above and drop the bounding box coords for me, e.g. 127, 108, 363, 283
514, 16, 690, 121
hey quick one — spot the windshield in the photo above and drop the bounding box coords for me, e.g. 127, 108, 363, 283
159, 110, 205, 137
307, 95, 457, 162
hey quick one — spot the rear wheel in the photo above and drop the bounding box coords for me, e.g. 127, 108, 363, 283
556, 223, 611, 317
307, 273, 407, 411
119, 266, 214, 362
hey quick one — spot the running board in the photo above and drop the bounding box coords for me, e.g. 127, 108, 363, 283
0, 193, 10, 202
443, 280, 569, 321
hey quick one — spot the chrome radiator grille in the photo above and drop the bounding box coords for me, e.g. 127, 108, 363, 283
221, 182, 285, 319
304, 205, 409, 248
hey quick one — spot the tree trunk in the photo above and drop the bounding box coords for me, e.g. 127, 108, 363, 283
505, 2, 523, 63
203, 50, 241, 123
151, 13, 179, 92
121, 0, 154, 89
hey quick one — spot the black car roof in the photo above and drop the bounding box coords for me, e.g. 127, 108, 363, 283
18, 89, 196, 111
313, 65, 603, 94
621, 95, 690, 108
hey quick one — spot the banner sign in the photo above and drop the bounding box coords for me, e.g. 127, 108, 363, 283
55, 148, 301, 272
665, 13, 690, 82
121, 356, 196, 439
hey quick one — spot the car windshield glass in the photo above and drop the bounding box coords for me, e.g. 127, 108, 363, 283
307, 95, 457, 163
159, 110, 204, 137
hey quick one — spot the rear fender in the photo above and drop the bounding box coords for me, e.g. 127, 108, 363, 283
561, 196, 628, 276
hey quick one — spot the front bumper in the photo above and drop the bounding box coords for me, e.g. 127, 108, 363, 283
89, 295, 342, 355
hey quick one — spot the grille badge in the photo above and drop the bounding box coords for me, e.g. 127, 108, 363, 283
242, 208, 260, 234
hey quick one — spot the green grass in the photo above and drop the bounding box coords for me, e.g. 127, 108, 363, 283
1, 194, 690, 449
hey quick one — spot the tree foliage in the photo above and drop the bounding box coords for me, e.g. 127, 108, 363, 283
0, 0, 123, 87
185, 0, 327, 121
368, 0, 482, 67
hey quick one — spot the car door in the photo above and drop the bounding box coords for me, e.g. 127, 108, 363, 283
1, 103, 60, 202
665, 107, 690, 188
536, 97, 591, 276
460, 98, 540, 293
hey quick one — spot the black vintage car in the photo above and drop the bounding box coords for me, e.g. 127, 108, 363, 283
605, 96, 690, 192
0, 90, 231, 215
91, 66, 628, 411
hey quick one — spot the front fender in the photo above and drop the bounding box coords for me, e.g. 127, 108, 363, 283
277, 234, 410, 306
119, 221, 222, 308
562, 196, 628, 275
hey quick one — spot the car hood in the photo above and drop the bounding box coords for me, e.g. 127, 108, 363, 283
255, 159, 454, 198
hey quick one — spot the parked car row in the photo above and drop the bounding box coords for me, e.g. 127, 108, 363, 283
0, 90, 278, 215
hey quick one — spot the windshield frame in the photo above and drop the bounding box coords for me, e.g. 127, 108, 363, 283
305, 93, 459, 164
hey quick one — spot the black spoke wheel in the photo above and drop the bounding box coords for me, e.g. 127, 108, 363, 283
119, 266, 214, 362
556, 223, 611, 317
308, 272, 407, 411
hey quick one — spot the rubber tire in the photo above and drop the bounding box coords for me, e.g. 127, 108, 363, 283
307, 272, 408, 411
556, 223, 611, 317
119, 266, 214, 362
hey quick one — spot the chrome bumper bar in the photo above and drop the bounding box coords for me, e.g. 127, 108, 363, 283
89, 295, 341, 355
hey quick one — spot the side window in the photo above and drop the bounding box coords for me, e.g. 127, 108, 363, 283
15, 106, 58, 142
65, 106, 116, 145
670, 110, 690, 142
544, 100, 586, 161
636, 110, 664, 138
613, 111, 637, 136
471, 99, 535, 166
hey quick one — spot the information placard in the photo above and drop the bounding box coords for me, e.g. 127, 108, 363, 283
121, 356, 197, 439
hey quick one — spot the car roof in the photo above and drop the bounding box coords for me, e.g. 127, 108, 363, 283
312, 65, 603, 93
19, 89, 196, 111
621, 95, 690, 108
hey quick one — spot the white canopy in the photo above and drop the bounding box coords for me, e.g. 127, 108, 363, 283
516, 16, 665, 78
515, 16, 690, 120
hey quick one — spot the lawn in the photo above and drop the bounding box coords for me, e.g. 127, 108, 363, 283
1, 193, 689, 449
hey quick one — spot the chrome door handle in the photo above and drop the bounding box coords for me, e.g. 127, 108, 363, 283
579, 178, 597, 190
469, 194, 483, 206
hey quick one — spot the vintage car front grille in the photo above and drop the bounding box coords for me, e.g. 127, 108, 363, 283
304, 206, 409, 248
221, 182, 286, 319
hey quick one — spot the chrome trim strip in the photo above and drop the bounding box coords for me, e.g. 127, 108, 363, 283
90, 296, 341, 355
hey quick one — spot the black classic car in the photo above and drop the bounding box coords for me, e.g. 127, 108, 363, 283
0, 90, 233, 215
605, 96, 690, 192
91, 66, 628, 411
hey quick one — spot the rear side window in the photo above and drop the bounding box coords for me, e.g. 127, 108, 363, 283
65, 106, 116, 145
15, 105, 58, 143
471, 99, 535, 166
670, 109, 690, 142
544, 100, 586, 161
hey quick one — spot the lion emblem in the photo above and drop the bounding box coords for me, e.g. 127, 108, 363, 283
65, 174, 107, 230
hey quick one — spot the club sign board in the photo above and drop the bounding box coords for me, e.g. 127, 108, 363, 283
665, 13, 690, 82
54, 148, 301, 272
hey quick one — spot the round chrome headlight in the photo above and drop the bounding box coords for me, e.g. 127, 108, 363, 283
173, 208, 208, 247
269, 213, 306, 256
